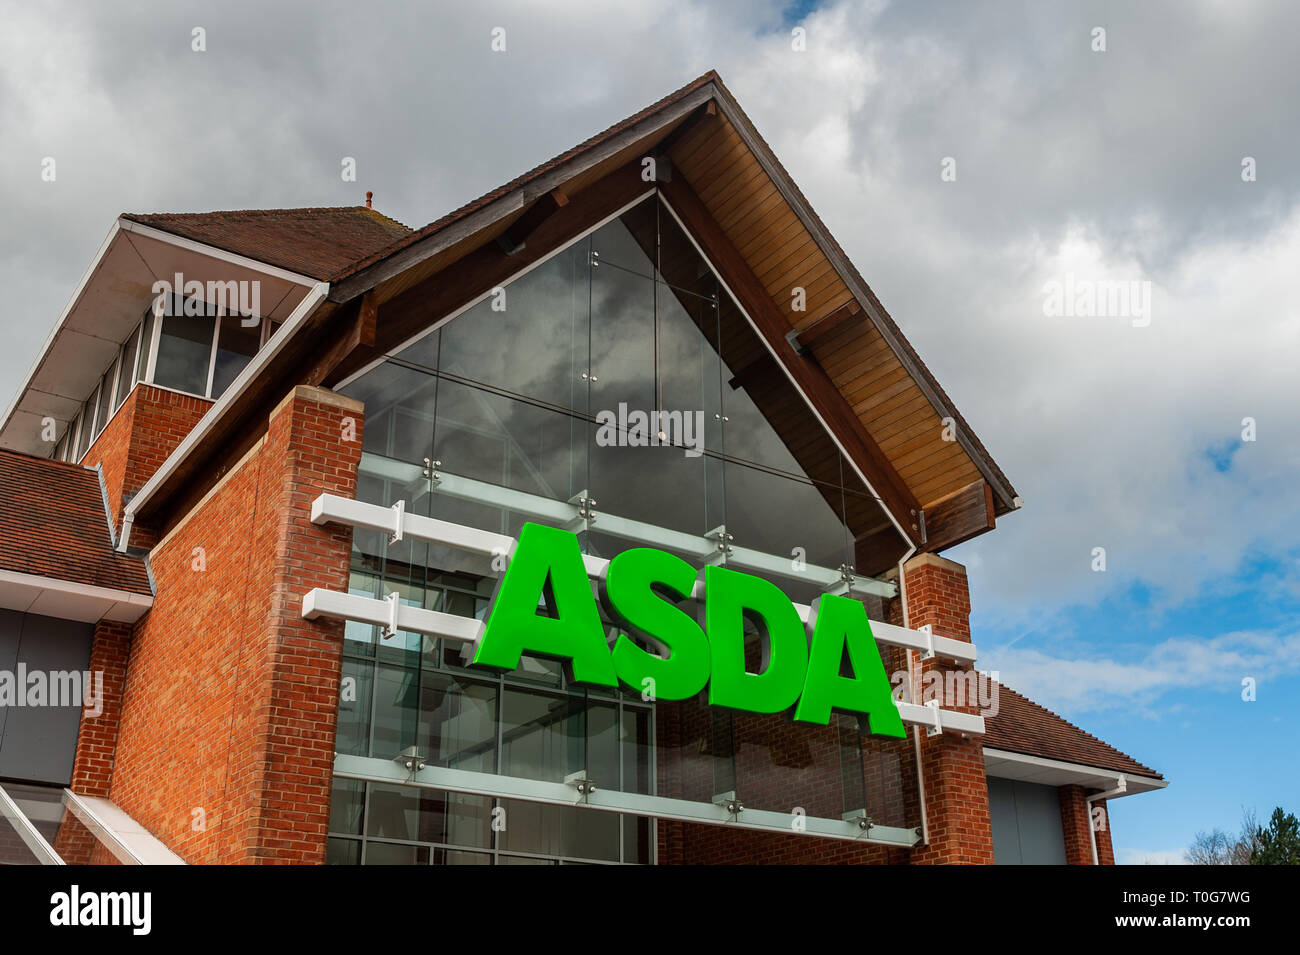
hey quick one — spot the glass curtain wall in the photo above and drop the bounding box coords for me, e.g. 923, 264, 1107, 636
333, 192, 920, 864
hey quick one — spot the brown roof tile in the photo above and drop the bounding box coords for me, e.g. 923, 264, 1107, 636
983, 677, 1161, 779
0, 450, 152, 596
122, 206, 412, 280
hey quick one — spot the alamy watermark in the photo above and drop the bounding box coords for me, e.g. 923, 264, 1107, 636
0, 666, 104, 717
890, 668, 1000, 717
152, 273, 260, 325
595, 403, 704, 457
1042, 272, 1151, 327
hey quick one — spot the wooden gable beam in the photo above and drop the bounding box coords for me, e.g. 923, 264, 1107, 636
657, 174, 923, 548
302, 290, 376, 387
786, 300, 861, 356
919, 480, 995, 552
495, 189, 569, 255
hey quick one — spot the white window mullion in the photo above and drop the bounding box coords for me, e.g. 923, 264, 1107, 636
205, 308, 221, 398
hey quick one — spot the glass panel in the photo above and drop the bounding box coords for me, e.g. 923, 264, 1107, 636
364, 842, 429, 865
428, 378, 588, 536
115, 325, 140, 407
432, 239, 590, 414
210, 314, 261, 399
94, 366, 115, 436
329, 778, 365, 835
153, 306, 216, 396
75, 399, 94, 459
590, 196, 657, 279
335, 657, 374, 756
327, 838, 360, 865
496, 799, 621, 863
420, 671, 498, 773
347, 361, 440, 466
136, 308, 155, 384
590, 235, 655, 415
499, 686, 585, 783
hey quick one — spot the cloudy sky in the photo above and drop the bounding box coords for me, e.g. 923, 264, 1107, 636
3, 0, 1297, 862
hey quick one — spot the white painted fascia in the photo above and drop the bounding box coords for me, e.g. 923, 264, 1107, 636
984, 747, 1168, 794
0, 568, 153, 622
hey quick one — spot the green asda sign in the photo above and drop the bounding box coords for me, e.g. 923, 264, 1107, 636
471, 522, 905, 738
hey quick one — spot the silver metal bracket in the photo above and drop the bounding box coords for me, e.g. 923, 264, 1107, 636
423, 457, 442, 485
567, 490, 597, 531
824, 563, 857, 597
565, 771, 597, 800
713, 790, 744, 816
843, 811, 874, 833
394, 746, 427, 774
705, 525, 733, 566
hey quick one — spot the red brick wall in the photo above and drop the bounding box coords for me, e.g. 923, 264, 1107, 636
893, 553, 994, 865
1060, 785, 1114, 865
83, 384, 213, 537
68, 620, 132, 797
107, 386, 362, 864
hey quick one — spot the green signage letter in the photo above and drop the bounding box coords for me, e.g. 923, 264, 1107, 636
602, 547, 710, 701
793, 594, 905, 736
472, 522, 617, 687
704, 564, 808, 714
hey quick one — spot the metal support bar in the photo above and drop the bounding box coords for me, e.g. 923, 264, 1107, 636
335, 754, 921, 848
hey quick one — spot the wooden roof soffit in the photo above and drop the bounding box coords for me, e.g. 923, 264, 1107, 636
786, 300, 862, 356
656, 172, 923, 548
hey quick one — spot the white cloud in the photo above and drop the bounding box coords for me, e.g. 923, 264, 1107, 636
980, 629, 1300, 714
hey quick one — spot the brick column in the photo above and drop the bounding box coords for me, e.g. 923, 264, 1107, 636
232, 385, 364, 863
68, 619, 132, 796
896, 553, 995, 865
108, 385, 363, 864
1060, 784, 1114, 864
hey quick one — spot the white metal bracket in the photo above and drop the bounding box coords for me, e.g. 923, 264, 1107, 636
383, 591, 400, 640
925, 698, 943, 737
388, 499, 406, 544
918, 623, 936, 661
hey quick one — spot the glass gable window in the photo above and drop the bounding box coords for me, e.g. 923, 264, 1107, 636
210, 314, 261, 399
334, 191, 919, 863
152, 305, 216, 396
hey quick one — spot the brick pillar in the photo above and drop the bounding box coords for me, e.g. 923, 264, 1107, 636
68, 619, 132, 797
1060, 784, 1113, 864
235, 385, 364, 863
108, 384, 363, 864
897, 553, 994, 865
1059, 784, 1093, 864
1095, 798, 1115, 864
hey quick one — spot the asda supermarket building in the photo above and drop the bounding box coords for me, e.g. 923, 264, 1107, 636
0, 72, 1164, 866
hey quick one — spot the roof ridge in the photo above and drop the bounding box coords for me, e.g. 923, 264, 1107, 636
124, 205, 409, 224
